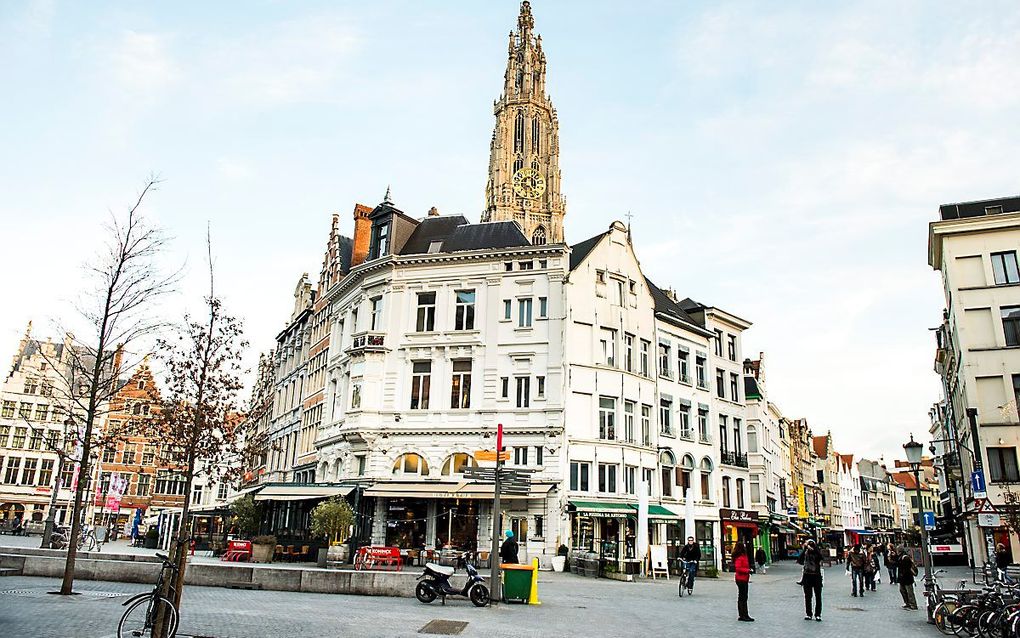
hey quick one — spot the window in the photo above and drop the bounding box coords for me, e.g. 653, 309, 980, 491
640, 340, 650, 376
4, 458, 21, 484
733, 418, 742, 455
727, 334, 737, 361
658, 342, 672, 378
516, 376, 530, 408
518, 298, 533, 327
988, 447, 1020, 483
453, 290, 475, 330
641, 405, 651, 446
19, 403, 30, 419
532, 227, 547, 245
503, 299, 512, 320
357, 455, 367, 476
600, 329, 616, 366
122, 449, 136, 465
428, 240, 443, 253
624, 465, 637, 495
12, 427, 26, 448
659, 397, 673, 436
624, 334, 634, 372
28, 430, 42, 450
501, 377, 509, 399
1014, 375, 1020, 419
351, 379, 363, 409
370, 296, 383, 330
611, 279, 623, 305
716, 368, 725, 399
719, 415, 728, 453
534, 446, 544, 465
1003, 306, 1020, 347
410, 362, 431, 409
218, 483, 229, 500
698, 407, 710, 443
624, 401, 635, 443
415, 292, 436, 332
101, 447, 115, 464
35, 404, 48, 421
392, 453, 429, 476
40, 381, 53, 397
992, 251, 1020, 285
39, 459, 54, 486
24, 378, 38, 394
598, 463, 617, 493
1, 401, 13, 418
514, 446, 529, 465
142, 446, 155, 466
451, 360, 472, 408
538, 297, 548, 318
678, 403, 691, 439
678, 349, 690, 383
747, 425, 758, 452
599, 397, 616, 440
519, 260, 533, 270
660, 451, 675, 497
730, 373, 739, 402
155, 472, 187, 495
596, 270, 607, 284
504, 262, 513, 272
695, 355, 707, 388
191, 484, 203, 506
370, 222, 390, 259
679, 455, 695, 495
714, 329, 723, 356
0, 425, 8, 447
534, 514, 544, 538
736, 478, 745, 508
442, 453, 477, 475
59, 461, 74, 489
722, 476, 731, 507
536, 376, 545, 398
570, 461, 590, 491
21, 458, 37, 485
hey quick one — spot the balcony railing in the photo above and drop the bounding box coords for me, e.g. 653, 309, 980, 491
720, 450, 749, 468
735, 453, 748, 468
347, 332, 386, 354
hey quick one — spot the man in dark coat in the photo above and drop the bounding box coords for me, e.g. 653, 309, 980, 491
500, 530, 519, 564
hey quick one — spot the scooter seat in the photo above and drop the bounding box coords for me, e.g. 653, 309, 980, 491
425, 563, 455, 577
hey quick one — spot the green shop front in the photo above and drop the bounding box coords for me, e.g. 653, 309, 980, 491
568, 500, 681, 575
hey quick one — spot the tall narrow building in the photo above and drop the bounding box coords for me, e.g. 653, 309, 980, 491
483, 1, 566, 245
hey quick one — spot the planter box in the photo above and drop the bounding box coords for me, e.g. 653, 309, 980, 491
551, 555, 566, 572
604, 571, 633, 582
252, 543, 275, 564
326, 544, 348, 564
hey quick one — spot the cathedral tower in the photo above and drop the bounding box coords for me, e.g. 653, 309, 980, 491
483, 1, 566, 245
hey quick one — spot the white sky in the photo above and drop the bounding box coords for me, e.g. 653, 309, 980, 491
3, 1, 1019, 462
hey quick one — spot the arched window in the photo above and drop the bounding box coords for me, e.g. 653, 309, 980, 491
659, 450, 675, 498
392, 453, 429, 476
531, 226, 546, 245
318, 461, 329, 482
679, 454, 695, 496
332, 458, 342, 480
442, 453, 478, 476
722, 476, 731, 508
531, 159, 539, 172
699, 457, 713, 502
747, 425, 758, 453
513, 155, 524, 174
514, 111, 525, 153
531, 118, 540, 153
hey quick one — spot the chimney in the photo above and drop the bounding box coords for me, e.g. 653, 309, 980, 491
350, 203, 374, 268
428, 206, 439, 217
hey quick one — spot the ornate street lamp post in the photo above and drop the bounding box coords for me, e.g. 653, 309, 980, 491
904, 434, 934, 623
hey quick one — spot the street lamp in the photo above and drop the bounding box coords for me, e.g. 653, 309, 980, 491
904, 434, 934, 624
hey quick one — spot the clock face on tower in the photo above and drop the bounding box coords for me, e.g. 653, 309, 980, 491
512, 168, 546, 200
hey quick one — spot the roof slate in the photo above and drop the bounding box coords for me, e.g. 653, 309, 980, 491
399, 216, 470, 255
568, 231, 608, 271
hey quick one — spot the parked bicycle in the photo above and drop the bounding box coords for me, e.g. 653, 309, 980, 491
78, 524, 104, 552
117, 552, 179, 638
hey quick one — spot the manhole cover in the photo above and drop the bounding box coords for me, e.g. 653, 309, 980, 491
837, 606, 866, 612
419, 619, 469, 635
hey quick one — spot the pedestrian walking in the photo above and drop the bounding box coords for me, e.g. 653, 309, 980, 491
865, 546, 879, 591
798, 539, 824, 622
996, 543, 1012, 581
897, 548, 919, 610
846, 544, 867, 597
755, 547, 768, 575
500, 530, 519, 564
733, 542, 754, 622
885, 543, 899, 584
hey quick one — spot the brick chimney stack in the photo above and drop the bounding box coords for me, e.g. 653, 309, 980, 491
350, 203, 374, 268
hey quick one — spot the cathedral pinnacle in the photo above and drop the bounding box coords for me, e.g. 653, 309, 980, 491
382, 185, 393, 206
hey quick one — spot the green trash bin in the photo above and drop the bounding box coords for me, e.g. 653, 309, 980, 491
501, 563, 534, 603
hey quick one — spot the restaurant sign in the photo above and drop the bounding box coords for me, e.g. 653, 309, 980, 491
720, 508, 758, 523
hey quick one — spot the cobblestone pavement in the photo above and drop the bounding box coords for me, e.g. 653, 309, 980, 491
0, 562, 964, 638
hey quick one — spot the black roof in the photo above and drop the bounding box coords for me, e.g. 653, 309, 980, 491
399, 216, 470, 255
939, 196, 1020, 220
569, 231, 608, 271
744, 376, 761, 400
338, 235, 354, 274
645, 279, 707, 332
442, 221, 529, 252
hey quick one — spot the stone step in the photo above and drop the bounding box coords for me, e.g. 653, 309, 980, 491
0, 567, 21, 577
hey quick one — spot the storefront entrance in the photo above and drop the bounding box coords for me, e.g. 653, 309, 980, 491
720, 508, 759, 571
385, 498, 428, 548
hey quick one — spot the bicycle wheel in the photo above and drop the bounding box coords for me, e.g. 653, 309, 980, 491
117, 595, 178, 638
934, 602, 956, 636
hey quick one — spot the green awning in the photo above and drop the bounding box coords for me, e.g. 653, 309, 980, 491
640, 504, 680, 520
569, 500, 634, 518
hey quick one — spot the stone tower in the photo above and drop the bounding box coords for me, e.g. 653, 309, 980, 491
483, 1, 566, 245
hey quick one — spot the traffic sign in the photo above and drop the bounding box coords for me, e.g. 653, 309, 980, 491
971, 470, 987, 499
978, 513, 1002, 528
923, 511, 936, 530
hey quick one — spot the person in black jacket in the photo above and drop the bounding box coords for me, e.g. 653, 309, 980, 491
897, 548, 919, 610
679, 537, 702, 593
798, 539, 824, 621
500, 530, 519, 564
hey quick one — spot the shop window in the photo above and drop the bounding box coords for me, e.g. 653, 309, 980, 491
392, 453, 429, 476
441, 453, 477, 476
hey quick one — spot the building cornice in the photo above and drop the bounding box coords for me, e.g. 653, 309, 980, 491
928, 211, 1020, 270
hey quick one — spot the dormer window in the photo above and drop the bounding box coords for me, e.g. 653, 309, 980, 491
370, 222, 390, 260
427, 240, 443, 254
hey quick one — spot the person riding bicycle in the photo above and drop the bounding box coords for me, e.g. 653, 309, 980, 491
679, 536, 701, 593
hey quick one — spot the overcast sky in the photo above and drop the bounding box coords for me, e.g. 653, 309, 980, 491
2, 1, 1019, 462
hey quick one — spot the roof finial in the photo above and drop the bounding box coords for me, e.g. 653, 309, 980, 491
383, 185, 393, 205
624, 211, 634, 243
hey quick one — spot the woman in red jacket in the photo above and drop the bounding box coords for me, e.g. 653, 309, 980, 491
733, 542, 754, 622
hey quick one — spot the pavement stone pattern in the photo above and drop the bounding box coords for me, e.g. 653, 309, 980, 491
0, 557, 962, 638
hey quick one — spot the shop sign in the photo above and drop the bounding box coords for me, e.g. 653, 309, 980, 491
720, 508, 757, 523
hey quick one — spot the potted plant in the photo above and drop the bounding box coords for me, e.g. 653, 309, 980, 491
143, 528, 159, 549
310, 497, 355, 566
228, 494, 261, 539
251, 535, 277, 563
551, 544, 568, 572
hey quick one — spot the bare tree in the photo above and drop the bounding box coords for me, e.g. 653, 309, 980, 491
43, 178, 178, 595
148, 230, 263, 637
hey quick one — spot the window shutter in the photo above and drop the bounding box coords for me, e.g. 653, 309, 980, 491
675, 466, 683, 486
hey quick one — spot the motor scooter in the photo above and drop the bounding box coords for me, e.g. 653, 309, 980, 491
415, 561, 490, 607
